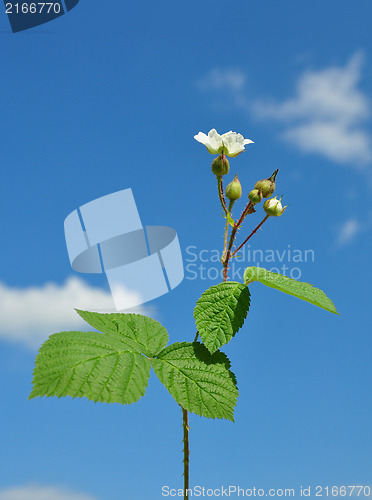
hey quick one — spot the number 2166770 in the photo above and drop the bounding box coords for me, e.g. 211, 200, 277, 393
315, 485, 371, 496
5, 3, 61, 14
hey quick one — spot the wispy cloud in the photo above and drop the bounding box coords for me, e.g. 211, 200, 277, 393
335, 218, 362, 246
0, 277, 146, 349
197, 68, 246, 92
0, 484, 98, 500
254, 53, 372, 166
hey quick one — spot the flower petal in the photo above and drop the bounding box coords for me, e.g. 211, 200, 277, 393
222, 132, 245, 156
194, 129, 224, 154
207, 129, 224, 154
194, 132, 209, 145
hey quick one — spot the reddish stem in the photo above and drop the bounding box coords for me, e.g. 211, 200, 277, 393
223, 201, 255, 280
231, 215, 270, 257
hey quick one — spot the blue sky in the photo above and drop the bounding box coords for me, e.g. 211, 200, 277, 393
0, 1, 372, 499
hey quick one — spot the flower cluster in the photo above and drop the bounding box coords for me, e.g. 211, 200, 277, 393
194, 128, 287, 218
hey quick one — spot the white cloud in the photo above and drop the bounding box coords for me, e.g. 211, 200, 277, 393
197, 68, 246, 92
198, 55, 372, 167
282, 121, 372, 165
255, 53, 372, 166
0, 484, 98, 500
336, 218, 361, 246
0, 277, 145, 349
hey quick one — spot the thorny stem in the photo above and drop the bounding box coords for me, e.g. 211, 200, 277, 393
217, 177, 228, 216
236, 200, 255, 227
223, 201, 255, 281
224, 169, 278, 266
182, 407, 190, 500
231, 215, 270, 257
222, 200, 234, 263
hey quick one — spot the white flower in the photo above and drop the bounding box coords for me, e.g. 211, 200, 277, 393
221, 130, 254, 157
194, 128, 254, 157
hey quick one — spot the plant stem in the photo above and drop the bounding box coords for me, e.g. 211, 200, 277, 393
217, 177, 228, 216
182, 407, 190, 500
231, 215, 270, 257
222, 200, 234, 263
236, 200, 255, 227
223, 201, 255, 281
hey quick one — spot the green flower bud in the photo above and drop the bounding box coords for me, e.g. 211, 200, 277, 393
226, 174, 242, 201
263, 196, 287, 217
211, 154, 230, 176
248, 188, 263, 204
254, 169, 278, 198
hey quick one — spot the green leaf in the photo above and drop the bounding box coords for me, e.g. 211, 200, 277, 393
152, 342, 238, 421
224, 212, 235, 228
194, 281, 251, 354
244, 266, 338, 314
29, 331, 151, 404
75, 310, 168, 357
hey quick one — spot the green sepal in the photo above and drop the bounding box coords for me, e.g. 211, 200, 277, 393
224, 212, 235, 227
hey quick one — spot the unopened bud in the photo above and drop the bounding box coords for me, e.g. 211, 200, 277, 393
248, 188, 263, 204
254, 169, 278, 198
263, 196, 287, 217
211, 154, 230, 176
226, 174, 242, 201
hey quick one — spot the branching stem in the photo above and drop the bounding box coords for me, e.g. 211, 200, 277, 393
231, 215, 270, 257
223, 201, 255, 281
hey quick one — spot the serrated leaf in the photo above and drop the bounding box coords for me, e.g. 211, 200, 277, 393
75, 310, 168, 357
29, 331, 151, 404
244, 266, 338, 314
194, 282, 251, 354
152, 342, 238, 421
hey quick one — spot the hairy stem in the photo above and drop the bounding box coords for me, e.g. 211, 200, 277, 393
236, 200, 255, 227
182, 407, 190, 499
222, 200, 234, 263
223, 201, 255, 281
217, 177, 228, 216
232, 215, 270, 257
